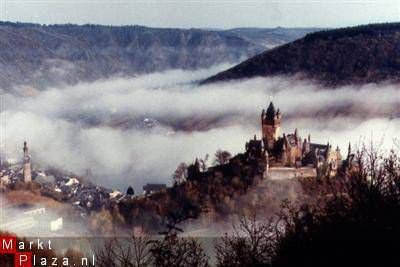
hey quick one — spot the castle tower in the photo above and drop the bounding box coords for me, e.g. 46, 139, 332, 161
336, 146, 342, 161
261, 102, 281, 150
22, 141, 32, 182
281, 141, 287, 166
302, 138, 310, 155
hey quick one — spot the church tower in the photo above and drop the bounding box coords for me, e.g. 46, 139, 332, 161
22, 141, 32, 182
261, 102, 281, 150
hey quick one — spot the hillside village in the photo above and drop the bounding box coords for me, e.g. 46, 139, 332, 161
0, 102, 354, 233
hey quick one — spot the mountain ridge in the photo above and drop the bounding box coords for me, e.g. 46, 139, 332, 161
202, 22, 400, 86
0, 21, 319, 93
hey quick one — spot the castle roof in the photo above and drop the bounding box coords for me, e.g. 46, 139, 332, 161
265, 102, 276, 120
143, 183, 166, 192
310, 143, 328, 151
302, 143, 329, 165
246, 138, 263, 152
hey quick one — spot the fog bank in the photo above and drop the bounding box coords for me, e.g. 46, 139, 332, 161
2, 67, 400, 190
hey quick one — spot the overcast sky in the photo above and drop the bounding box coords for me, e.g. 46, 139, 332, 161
0, 0, 399, 29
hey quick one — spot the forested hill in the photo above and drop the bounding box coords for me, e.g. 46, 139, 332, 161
0, 22, 317, 93
203, 23, 400, 86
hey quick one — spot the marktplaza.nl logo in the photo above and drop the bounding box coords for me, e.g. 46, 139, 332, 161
1, 235, 31, 267
0, 235, 95, 267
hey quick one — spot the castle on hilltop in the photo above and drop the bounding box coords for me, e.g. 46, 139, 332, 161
246, 102, 343, 178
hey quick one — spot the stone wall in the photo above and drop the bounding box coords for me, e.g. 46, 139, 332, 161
266, 167, 316, 180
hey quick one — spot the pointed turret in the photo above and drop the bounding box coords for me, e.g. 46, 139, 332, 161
281, 141, 288, 166
302, 138, 310, 154
265, 102, 276, 120
276, 108, 281, 119
194, 158, 200, 170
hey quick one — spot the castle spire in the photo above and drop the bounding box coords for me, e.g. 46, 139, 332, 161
265, 102, 276, 120
276, 108, 281, 119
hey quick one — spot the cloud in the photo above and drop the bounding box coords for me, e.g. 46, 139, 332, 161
2, 67, 400, 191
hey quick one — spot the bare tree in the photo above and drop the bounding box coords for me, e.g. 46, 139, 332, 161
271, 145, 400, 267
150, 213, 209, 267
150, 236, 209, 267
96, 230, 153, 267
173, 162, 188, 186
214, 150, 232, 165
199, 154, 210, 172
96, 215, 209, 267
215, 213, 274, 267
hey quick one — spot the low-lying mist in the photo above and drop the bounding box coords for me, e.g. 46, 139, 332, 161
2, 65, 400, 191
0, 195, 88, 237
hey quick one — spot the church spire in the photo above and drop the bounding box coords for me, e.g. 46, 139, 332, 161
23, 141, 28, 156
22, 141, 32, 182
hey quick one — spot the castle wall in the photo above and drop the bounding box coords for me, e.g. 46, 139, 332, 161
265, 167, 316, 180
284, 147, 303, 166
